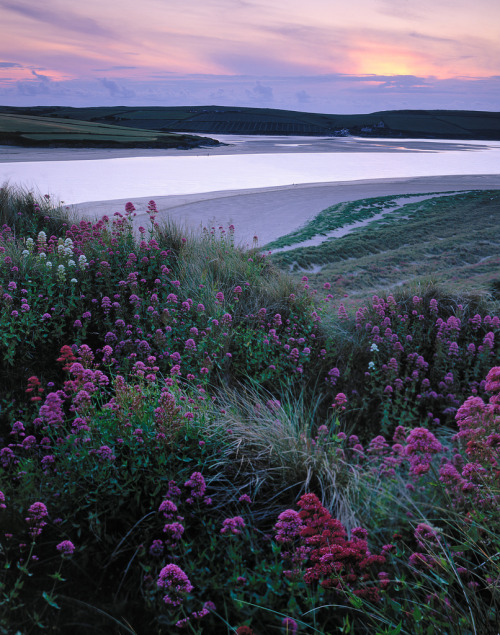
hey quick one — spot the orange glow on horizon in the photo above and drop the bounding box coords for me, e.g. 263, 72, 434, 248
348, 43, 443, 78
346, 39, 498, 80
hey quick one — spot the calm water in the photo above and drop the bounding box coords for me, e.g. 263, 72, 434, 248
1, 136, 499, 204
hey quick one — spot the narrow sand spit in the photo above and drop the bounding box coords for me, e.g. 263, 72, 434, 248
70, 174, 500, 248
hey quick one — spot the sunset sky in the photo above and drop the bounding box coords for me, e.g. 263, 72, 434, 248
1, 0, 499, 112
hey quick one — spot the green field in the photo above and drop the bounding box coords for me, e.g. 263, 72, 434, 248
0, 112, 218, 149
1, 105, 500, 139
267, 190, 500, 301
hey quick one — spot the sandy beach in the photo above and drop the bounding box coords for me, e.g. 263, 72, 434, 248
70, 174, 500, 247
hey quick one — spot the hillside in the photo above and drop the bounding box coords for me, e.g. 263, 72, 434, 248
1, 105, 500, 139
1, 185, 499, 633
0, 112, 219, 149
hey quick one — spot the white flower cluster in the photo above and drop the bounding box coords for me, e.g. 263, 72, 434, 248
57, 237, 74, 258
25, 232, 86, 285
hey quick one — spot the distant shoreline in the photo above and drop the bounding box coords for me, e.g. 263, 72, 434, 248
0, 136, 495, 163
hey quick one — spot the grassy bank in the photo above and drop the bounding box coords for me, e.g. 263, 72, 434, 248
0, 113, 218, 149
267, 190, 500, 301
0, 184, 499, 634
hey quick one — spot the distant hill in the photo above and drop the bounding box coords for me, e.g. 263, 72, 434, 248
0, 112, 219, 149
1, 105, 500, 140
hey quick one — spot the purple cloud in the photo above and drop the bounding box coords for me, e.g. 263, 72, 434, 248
245, 81, 273, 103
0, 0, 113, 37
99, 78, 136, 99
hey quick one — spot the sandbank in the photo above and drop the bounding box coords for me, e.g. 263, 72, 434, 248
70, 174, 500, 248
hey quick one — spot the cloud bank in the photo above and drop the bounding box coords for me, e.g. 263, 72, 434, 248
0, 0, 499, 111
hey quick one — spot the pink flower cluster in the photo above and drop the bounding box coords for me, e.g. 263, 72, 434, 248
157, 563, 193, 606
25, 501, 48, 539
404, 427, 443, 477
438, 367, 500, 506
56, 540, 76, 556
184, 471, 211, 505
220, 516, 246, 535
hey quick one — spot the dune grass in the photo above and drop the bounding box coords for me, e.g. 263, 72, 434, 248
268, 190, 500, 302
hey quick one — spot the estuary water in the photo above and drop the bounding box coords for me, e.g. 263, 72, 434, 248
0, 136, 499, 205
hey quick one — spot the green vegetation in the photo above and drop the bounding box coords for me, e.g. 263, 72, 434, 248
268, 190, 500, 300
1, 105, 500, 139
0, 113, 218, 149
1, 185, 499, 634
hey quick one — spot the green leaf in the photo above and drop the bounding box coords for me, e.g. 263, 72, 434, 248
42, 591, 60, 609
349, 594, 363, 609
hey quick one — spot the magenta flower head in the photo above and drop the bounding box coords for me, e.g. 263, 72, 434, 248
159, 499, 178, 519
27, 501, 48, 520
157, 564, 193, 606
184, 471, 206, 503
274, 509, 303, 544
0, 491, 6, 510
56, 540, 75, 557
485, 366, 500, 394
332, 392, 347, 411
163, 521, 185, 543
404, 427, 443, 477
25, 501, 48, 538
221, 516, 246, 535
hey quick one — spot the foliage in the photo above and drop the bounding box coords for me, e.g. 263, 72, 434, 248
0, 186, 499, 633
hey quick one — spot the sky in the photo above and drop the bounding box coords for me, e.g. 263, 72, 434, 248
0, 0, 499, 113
